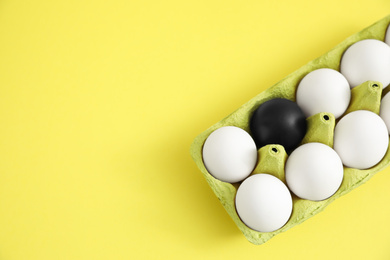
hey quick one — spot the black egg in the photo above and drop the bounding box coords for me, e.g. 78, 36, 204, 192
250, 98, 307, 152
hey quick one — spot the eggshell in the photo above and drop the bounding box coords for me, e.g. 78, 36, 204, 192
250, 98, 307, 152
202, 126, 257, 183
334, 110, 389, 169
386, 24, 390, 45
285, 142, 344, 201
296, 68, 351, 118
340, 39, 390, 88
380, 92, 390, 133
235, 174, 292, 233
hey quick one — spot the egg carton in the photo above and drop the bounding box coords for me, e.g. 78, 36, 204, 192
190, 15, 390, 245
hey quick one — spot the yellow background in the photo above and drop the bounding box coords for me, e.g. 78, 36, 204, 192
0, 1, 390, 259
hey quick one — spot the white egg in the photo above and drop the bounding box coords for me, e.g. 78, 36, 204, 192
202, 126, 257, 183
334, 110, 389, 169
385, 24, 390, 45
296, 68, 351, 118
340, 39, 390, 88
235, 174, 292, 232
285, 142, 344, 201
380, 92, 390, 133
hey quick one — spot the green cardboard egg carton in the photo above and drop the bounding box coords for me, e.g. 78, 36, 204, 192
190, 15, 390, 245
